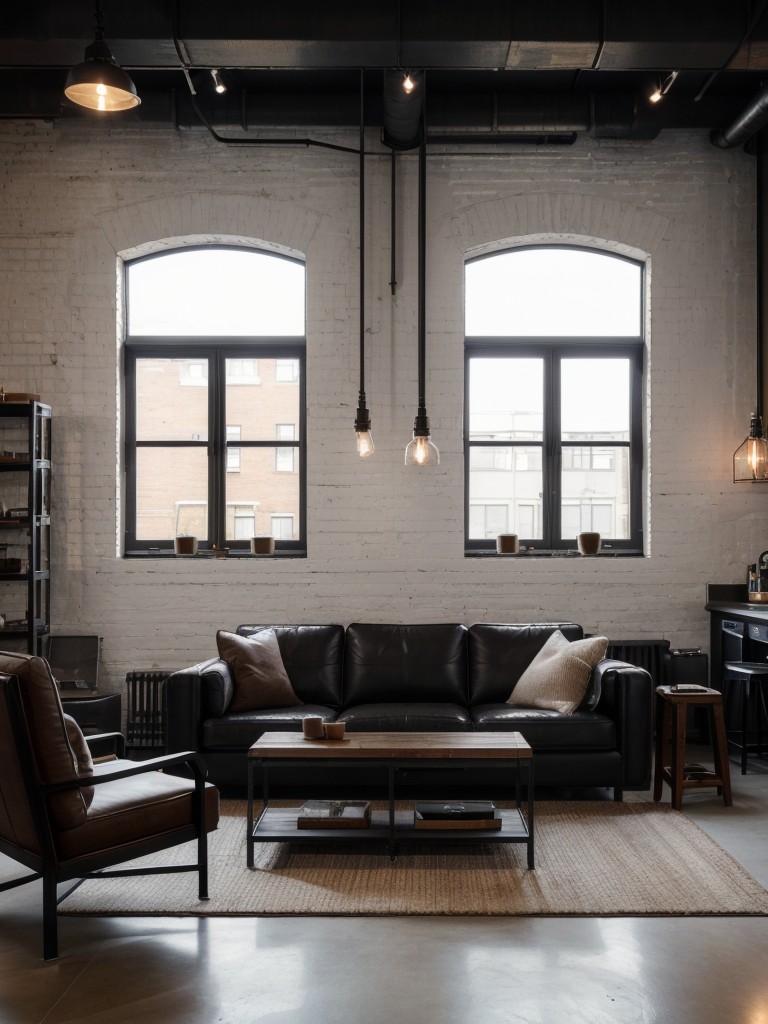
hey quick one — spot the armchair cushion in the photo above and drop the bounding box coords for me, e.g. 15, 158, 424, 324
0, 650, 88, 830
507, 630, 608, 714
63, 714, 95, 807
216, 629, 303, 712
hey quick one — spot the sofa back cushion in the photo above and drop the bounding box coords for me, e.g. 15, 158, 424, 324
343, 623, 468, 706
468, 623, 585, 705
237, 625, 345, 707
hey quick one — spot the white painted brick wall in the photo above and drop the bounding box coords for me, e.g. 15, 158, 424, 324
0, 121, 762, 692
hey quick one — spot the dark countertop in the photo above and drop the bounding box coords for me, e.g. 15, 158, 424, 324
706, 583, 768, 622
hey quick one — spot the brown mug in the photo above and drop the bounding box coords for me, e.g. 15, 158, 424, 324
302, 716, 325, 739
323, 722, 346, 740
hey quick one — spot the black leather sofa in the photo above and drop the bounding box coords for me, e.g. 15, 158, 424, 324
165, 622, 653, 799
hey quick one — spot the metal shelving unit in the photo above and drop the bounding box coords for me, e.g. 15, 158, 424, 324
0, 401, 51, 655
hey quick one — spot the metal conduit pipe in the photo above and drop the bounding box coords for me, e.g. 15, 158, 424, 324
711, 82, 768, 149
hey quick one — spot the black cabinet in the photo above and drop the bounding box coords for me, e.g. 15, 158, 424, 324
0, 401, 51, 655
61, 693, 121, 736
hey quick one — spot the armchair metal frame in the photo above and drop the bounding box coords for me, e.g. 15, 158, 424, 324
0, 674, 212, 960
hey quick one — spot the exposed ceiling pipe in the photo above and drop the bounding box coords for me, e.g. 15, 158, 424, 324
711, 82, 768, 148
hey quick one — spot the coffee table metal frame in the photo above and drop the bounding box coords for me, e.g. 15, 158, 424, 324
246, 731, 534, 867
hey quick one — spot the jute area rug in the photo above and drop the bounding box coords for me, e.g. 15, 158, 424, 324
59, 799, 768, 918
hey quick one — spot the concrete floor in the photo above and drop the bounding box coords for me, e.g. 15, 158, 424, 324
3, 751, 768, 1024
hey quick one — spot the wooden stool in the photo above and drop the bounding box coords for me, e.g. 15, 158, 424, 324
653, 685, 732, 810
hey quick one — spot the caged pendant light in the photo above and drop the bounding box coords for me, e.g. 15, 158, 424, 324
354, 71, 374, 458
404, 95, 439, 467
64, 1, 140, 112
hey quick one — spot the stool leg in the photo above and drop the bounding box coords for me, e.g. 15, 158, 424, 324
653, 695, 667, 802
741, 678, 750, 775
710, 702, 733, 807
671, 702, 686, 810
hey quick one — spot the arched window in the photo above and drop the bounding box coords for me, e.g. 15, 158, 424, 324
123, 246, 306, 556
465, 246, 644, 553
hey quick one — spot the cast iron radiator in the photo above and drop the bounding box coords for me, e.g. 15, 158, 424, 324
125, 670, 170, 750
605, 639, 672, 686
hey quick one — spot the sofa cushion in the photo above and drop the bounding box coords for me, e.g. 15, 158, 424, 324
508, 631, 608, 714
203, 705, 336, 750
237, 625, 345, 707
217, 629, 303, 712
468, 623, 588, 705
338, 702, 473, 732
0, 650, 93, 831
471, 705, 616, 751
343, 623, 468, 705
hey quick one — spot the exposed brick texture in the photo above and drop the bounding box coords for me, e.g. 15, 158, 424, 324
0, 121, 762, 696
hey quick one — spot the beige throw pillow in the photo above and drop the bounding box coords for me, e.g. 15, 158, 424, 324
507, 630, 608, 715
217, 629, 303, 712
63, 713, 95, 807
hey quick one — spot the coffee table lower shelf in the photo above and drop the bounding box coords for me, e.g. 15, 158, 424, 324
251, 805, 531, 854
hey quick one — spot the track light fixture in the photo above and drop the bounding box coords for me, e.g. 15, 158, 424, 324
211, 69, 227, 94
649, 70, 679, 105
64, 1, 140, 112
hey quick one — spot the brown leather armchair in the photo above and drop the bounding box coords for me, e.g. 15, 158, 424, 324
0, 651, 219, 961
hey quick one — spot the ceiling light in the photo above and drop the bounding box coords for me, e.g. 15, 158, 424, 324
355, 71, 374, 458
405, 106, 439, 468
211, 69, 227, 94
402, 72, 416, 95
649, 71, 678, 105
734, 414, 768, 481
64, 2, 140, 112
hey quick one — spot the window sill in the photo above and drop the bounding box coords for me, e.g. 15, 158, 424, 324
465, 549, 644, 559
123, 549, 307, 560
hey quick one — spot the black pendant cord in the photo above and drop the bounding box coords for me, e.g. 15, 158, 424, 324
416, 99, 428, 424
390, 149, 397, 295
757, 134, 764, 423
355, 70, 371, 434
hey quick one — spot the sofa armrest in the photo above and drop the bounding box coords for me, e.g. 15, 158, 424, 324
594, 659, 653, 789
165, 658, 233, 754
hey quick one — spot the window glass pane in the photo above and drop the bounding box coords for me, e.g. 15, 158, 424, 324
128, 249, 305, 336
468, 448, 543, 539
136, 359, 208, 441
224, 449, 301, 542
469, 358, 543, 441
561, 359, 630, 441
135, 449, 208, 540
561, 447, 630, 539
465, 249, 641, 337
225, 358, 300, 440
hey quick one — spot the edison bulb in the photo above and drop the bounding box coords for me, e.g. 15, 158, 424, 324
356, 430, 374, 458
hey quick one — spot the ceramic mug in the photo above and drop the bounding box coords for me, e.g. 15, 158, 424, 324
577, 532, 601, 556
496, 534, 519, 554
302, 716, 325, 739
323, 722, 346, 740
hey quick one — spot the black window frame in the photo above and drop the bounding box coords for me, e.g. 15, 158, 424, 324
465, 339, 643, 553
124, 341, 306, 556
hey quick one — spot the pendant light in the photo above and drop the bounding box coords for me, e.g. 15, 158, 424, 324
734, 137, 768, 481
64, 2, 140, 112
405, 97, 439, 467
354, 71, 374, 457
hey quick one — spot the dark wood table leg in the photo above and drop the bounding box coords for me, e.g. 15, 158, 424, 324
710, 701, 733, 807
653, 695, 668, 802
671, 702, 686, 810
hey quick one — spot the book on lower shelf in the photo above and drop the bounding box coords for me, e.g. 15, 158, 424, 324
296, 800, 372, 829
413, 800, 502, 830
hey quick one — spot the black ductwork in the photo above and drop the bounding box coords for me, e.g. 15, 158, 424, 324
711, 82, 768, 149
382, 69, 424, 150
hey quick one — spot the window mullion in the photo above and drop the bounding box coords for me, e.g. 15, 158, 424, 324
210, 352, 225, 546
544, 347, 560, 547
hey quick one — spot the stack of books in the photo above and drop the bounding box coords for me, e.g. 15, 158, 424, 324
296, 799, 372, 829
413, 800, 501, 830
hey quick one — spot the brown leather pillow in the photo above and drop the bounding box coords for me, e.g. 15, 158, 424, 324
216, 629, 303, 712
63, 713, 95, 807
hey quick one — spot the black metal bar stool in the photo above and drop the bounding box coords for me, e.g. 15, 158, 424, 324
722, 661, 768, 774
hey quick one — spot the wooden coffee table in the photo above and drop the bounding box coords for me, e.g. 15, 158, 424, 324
247, 730, 534, 867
